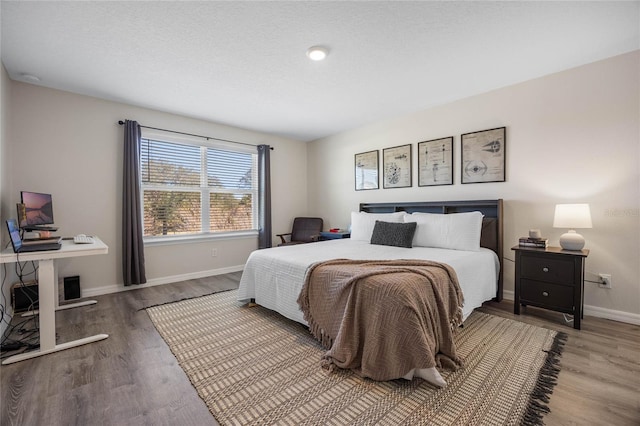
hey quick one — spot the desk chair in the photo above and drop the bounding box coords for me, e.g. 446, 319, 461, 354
277, 217, 323, 246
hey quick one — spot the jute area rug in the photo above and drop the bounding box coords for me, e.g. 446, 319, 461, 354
146, 290, 565, 426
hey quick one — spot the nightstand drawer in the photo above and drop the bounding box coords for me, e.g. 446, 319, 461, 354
520, 255, 574, 285
520, 279, 574, 310
512, 245, 588, 329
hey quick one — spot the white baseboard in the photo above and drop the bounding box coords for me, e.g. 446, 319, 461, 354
583, 305, 640, 325
501, 290, 640, 325
503, 290, 515, 301
81, 265, 245, 298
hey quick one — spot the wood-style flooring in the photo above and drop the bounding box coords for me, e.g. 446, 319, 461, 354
1, 273, 638, 425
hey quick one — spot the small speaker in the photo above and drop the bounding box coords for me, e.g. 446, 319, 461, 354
64, 276, 81, 300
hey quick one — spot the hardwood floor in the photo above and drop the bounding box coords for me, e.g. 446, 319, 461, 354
1, 274, 240, 426
1, 273, 639, 425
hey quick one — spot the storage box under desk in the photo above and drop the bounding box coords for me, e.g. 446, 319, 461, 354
11, 280, 39, 312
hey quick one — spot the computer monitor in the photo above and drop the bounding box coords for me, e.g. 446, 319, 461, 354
20, 191, 55, 227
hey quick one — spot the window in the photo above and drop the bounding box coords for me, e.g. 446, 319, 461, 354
140, 135, 257, 238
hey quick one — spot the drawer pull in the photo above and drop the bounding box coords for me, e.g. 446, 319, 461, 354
542, 291, 549, 297
542, 267, 549, 273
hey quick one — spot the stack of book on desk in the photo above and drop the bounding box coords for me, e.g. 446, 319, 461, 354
518, 237, 548, 248
22, 236, 62, 246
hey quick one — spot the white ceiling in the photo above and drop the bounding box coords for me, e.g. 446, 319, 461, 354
1, 1, 638, 142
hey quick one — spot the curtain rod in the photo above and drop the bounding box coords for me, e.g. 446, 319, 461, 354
117, 120, 273, 150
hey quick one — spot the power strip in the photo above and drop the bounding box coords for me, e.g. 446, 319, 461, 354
0, 342, 25, 351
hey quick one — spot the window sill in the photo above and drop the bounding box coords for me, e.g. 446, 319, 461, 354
144, 230, 258, 247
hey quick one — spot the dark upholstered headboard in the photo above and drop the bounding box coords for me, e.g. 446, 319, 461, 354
359, 199, 503, 301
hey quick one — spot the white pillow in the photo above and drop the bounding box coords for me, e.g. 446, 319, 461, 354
350, 211, 406, 241
403, 211, 483, 251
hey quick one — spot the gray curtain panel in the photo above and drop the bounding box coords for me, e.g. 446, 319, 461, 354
122, 120, 147, 285
257, 144, 272, 249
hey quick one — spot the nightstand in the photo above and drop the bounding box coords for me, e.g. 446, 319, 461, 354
512, 246, 589, 329
318, 231, 351, 241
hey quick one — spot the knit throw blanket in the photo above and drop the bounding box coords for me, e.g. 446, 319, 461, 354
297, 259, 465, 381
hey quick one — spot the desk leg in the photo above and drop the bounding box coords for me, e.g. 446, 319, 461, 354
21, 300, 98, 317
38, 259, 56, 350
2, 259, 108, 365
1, 334, 109, 364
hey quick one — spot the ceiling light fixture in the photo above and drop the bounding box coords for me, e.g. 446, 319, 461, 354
306, 46, 329, 61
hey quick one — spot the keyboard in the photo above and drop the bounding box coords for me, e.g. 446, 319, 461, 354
73, 235, 94, 244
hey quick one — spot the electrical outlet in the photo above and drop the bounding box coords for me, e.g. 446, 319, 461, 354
211, 248, 218, 257
598, 273, 612, 289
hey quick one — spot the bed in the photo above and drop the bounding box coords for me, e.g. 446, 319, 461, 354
238, 199, 503, 387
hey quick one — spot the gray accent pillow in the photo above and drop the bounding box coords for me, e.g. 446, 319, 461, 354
370, 220, 417, 248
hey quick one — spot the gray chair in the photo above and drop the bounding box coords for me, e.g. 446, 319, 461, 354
276, 217, 323, 246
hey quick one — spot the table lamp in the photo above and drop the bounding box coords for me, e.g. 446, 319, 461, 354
553, 203, 592, 250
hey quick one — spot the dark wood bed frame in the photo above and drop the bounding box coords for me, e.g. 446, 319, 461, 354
359, 199, 503, 302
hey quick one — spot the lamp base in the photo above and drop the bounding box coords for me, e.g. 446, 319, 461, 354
559, 230, 585, 251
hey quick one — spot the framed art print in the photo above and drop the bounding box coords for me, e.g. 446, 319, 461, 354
383, 144, 412, 188
355, 150, 379, 190
418, 136, 453, 186
461, 127, 506, 184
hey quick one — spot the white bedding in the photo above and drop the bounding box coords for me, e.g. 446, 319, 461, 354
237, 238, 499, 386
238, 239, 498, 322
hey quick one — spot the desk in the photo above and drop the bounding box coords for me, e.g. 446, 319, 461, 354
0, 238, 108, 364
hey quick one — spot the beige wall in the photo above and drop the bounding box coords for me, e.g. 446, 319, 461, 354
1, 63, 15, 330
3, 82, 309, 296
308, 51, 640, 322
1, 66, 9, 222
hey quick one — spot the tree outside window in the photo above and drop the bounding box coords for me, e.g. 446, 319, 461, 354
141, 138, 257, 237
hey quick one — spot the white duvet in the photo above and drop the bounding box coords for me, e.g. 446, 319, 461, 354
237, 239, 499, 387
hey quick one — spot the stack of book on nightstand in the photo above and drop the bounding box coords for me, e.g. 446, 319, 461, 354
518, 237, 548, 248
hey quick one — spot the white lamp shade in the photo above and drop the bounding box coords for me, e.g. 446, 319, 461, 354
553, 203, 592, 250
553, 204, 592, 229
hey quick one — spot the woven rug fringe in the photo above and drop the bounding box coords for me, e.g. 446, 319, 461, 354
521, 331, 568, 426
